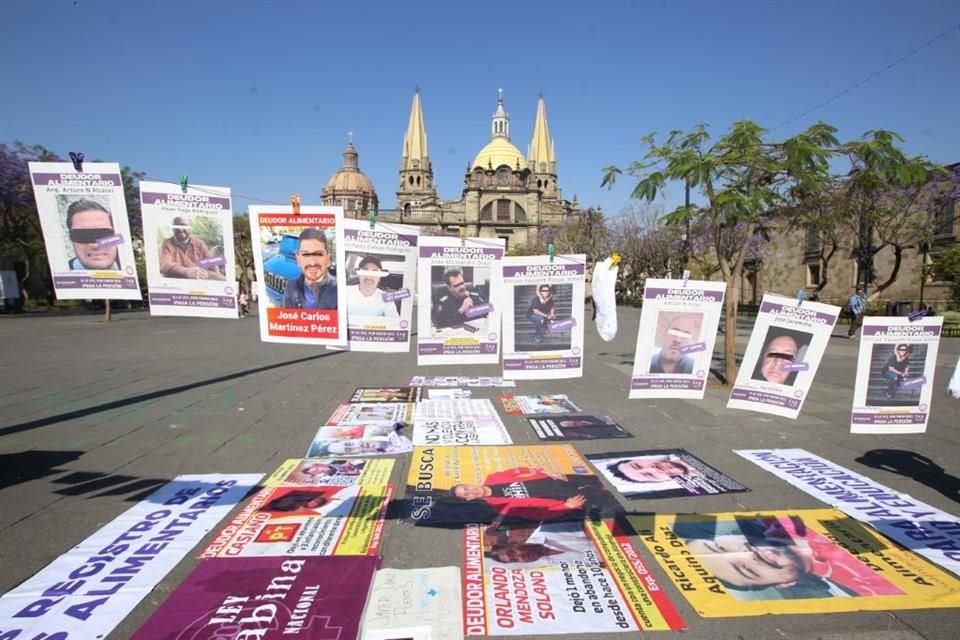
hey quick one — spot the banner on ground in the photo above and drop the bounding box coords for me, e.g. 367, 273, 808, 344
529, 415, 632, 442
587, 449, 748, 500
200, 471, 391, 557
341, 218, 419, 352
0, 474, 260, 640
631, 508, 960, 616
629, 278, 725, 399
361, 567, 463, 640
266, 457, 393, 487
727, 293, 840, 419
735, 448, 960, 577
326, 402, 415, 427
462, 519, 684, 635
500, 394, 581, 415
413, 399, 513, 445
351, 387, 422, 403
140, 181, 237, 317
249, 205, 347, 345
404, 445, 622, 526
131, 556, 378, 640
417, 236, 504, 365
501, 254, 586, 379
851, 316, 944, 434
306, 423, 412, 457
28, 161, 142, 300
410, 376, 516, 387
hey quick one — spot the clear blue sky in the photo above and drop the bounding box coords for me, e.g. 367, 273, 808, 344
3, 1, 958, 218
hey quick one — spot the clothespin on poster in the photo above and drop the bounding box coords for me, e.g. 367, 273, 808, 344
68, 152, 84, 172
459, 227, 466, 246
547, 243, 556, 263
609, 252, 621, 270
908, 308, 928, 322
368, 209, 376, 230
290, 194, 301, 215
682, 269, 691, 288
796, 289, 807, 307
179, 175, 188, 193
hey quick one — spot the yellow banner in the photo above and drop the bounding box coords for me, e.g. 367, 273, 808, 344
631, 508, 960, 616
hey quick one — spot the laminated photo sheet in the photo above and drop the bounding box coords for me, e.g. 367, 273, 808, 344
500, 394, 581, 415
428, 388, 473, 399
851, 316, 944, 434
28, 161, 141, 300
727, 293, 839, 419
412, 398, 512, 445
501, 254, 586, 379
350, 386, 422, 402
249, 205, 347, 345
528, 415, 632, 441
341, 218, 419, 352
586, 449, 748, 500
265, 457, 394, 487
306, 423, 413, 457
325, 402, 415, 426
140, 181, 237, 317
416, 236, 505, 365
409, 375, 516, 387
629, 278, 724, 399
361, 567, 463, 640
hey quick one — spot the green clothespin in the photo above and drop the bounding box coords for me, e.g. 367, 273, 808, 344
369, 209, 376, 230
179, 175, 188, 193
547, 242, 556, 263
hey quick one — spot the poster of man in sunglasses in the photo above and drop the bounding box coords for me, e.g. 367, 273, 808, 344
728, 293, 840, 420
28, 161, 142, 300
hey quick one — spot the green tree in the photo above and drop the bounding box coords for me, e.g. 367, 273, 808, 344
932, 243, 960, 308
603, 120, 837, 383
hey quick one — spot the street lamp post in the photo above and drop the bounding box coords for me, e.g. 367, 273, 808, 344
919, 240, 932, 308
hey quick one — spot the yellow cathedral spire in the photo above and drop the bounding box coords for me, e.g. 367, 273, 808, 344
527, 94, 556, 174
401, 88, 430, 171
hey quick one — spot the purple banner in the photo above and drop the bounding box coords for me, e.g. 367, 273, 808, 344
863, 325, 942, 337
149, 293, 236, 309
130, 556, 377, 640
504, 357, 582, 370
31, 172, 121, 186
418, 343, 498, 356
631, 377, 706, 391
643, 287, 723, 302
852, 412, 927, 425
548, 317, 576, 333
730, 387, 802, 410
198, 255, 227, 268
502, 263, 585, 277
464, 302, 493, 319
96, 233, 124, 248
54, 275, 138, 290
759, 301, 837, 324
418, 246, 502, 258
343, 228, 418, 246
382, 287, 411, 302
678, 341, 706, 354
141, 192, 231, 209
348, 328, 409, 342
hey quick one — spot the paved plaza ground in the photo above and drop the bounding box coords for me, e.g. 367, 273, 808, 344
2, 304, 959, 639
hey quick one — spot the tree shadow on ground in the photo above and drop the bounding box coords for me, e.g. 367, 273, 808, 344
856, 449, 960, 506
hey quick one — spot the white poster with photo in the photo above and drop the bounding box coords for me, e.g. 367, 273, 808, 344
413, 399, 512, 445
249, 205, 347, 345
727, 293, 840, 419
28, 162, 141, 300
501, 254, 585, 379
341, 218, 419, 352
851, 316, 944, 434
629, 278, 724, 399
417, 236, 504, 365
140, 181, 237, 318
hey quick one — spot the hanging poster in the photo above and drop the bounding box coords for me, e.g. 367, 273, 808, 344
850, 316, 944, 433
404, 445, 622, 526
735, 448, 960, 577
361, 567, 463, 640
199, 480, 391, 558
341, 218, 419, 351
727, 293, 840, 419
265, 457, 394, 487
351, 387, 422, 403
586, 449, 748, 499
500, 394, 581, 415
0, 474, 261, 640
306, 423, 413, 457
628, 278, 724, 399
27, 161, 141, 300
249, 204, 346, 345
528, 415, 632, 441
632, 508, 960, 617
140, 180, 237, 317
501, 254, 586, 379
326, 402, 415, 427
412, 399, 513, 445
417, 236, 504, 365
130, 556, 378, 640
410, 375, 516, 388
462, 519, 684, 634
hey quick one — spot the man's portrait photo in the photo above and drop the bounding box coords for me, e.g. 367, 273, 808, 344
431, 265, 491, 335
750, 327, 813, 386
282, 227, 338, 310
514, 283, 573, 351
344, 251, 402, 318
648, 311, 704, 374
158, 215, 225, 280
60, 197, 122, 271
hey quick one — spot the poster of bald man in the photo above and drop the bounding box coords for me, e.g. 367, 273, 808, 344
727, 293, 840, 419
28, 161, 142, 300
140, 181, 237, 318
629, 278, 725, 399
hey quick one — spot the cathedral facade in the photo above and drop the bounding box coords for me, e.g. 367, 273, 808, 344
321, 90, 580, 250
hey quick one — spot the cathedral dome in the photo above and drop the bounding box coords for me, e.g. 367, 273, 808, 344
472, 137, 527, 171
324, 167, 376, 193
321, 142, 378, 212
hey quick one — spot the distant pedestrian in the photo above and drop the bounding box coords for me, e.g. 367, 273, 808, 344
238, 291, 248, 318
847, 286, 866, 339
